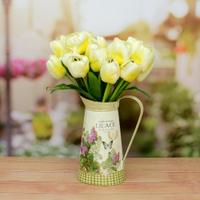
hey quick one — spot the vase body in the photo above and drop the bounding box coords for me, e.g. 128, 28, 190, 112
79, 98, 124, 185
78, 96, 143, 186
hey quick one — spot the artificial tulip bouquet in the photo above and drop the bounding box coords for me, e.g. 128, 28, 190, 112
47, 31, 154, 102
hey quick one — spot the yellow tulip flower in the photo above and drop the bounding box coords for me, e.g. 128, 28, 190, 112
86, 43, 107, 72
90, 36, 107, 48
100, 60, 120, 84
63, 31, 92, 54
129, 43, 154, 81
46, 55, 66, 79
108, 38, 129, 66
131, 45, 154, 69
62, 53, 89, 78
50, 40, 66, 57
121, 61, 142, 82
127, 37, 143, 57
137, 63, 153, 81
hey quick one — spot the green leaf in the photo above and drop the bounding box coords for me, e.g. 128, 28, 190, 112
46, 84, 75, 93
47, 83, 97, 101
88, 71, 101, 100
126, 86, 151, 98
109, 80, 129, 101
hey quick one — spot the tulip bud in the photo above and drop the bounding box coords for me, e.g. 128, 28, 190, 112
127, 37, 143, 56
100, 60, 120, 84
50, 40, 65, 57
91, 36, 107, 48
137, 63, 153, 81
46, 55, 66, 79
131, 45, 154, 71
127, 40, 154, 81
65, 31, 91, 54
86, 43, 107, 72
59, 35, 74, 53
108, 38, 129, 65
96, 36, 107, 47
62, 53, 89, 78
121, 61, 142, 82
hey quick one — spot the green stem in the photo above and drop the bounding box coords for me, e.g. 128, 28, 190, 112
114, 81, 129, 100
109, 79, 125, 101
75, 78, 84, 89
102, 83, 112, 102
83, 77, 89, 91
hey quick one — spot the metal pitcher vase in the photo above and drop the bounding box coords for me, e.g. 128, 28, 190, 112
78, 95, 144, 186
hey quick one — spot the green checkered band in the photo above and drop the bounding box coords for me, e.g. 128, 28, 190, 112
78, 170, 125, 186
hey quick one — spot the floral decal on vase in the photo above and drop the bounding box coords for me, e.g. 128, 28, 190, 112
80, 127, 121, 174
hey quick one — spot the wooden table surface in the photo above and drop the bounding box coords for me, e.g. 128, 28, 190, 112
0, 157, 200, 200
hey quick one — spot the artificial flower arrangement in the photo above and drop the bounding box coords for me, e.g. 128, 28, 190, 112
0, 58, 46, 79
47, 31, 154, 101
47, 31, 154, 186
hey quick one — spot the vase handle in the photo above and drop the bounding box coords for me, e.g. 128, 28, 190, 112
119, 95, 144, 163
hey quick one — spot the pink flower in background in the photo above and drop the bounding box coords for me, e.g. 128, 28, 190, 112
11, 59, 26, 78
0, 58, 46, 80
24, 60, 37, 79
80, 145, 88, 155
87, 127, 97, 144
112, 152, 120, 164
37, 59, 47, 74
23, 59, 47, 79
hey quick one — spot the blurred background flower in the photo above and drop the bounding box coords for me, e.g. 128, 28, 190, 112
0, 58, 46, 79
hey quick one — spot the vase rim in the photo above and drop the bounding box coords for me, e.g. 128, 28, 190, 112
81, 97, 119, 111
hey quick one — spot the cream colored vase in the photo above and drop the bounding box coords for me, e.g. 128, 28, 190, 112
78, 95, 144, 186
